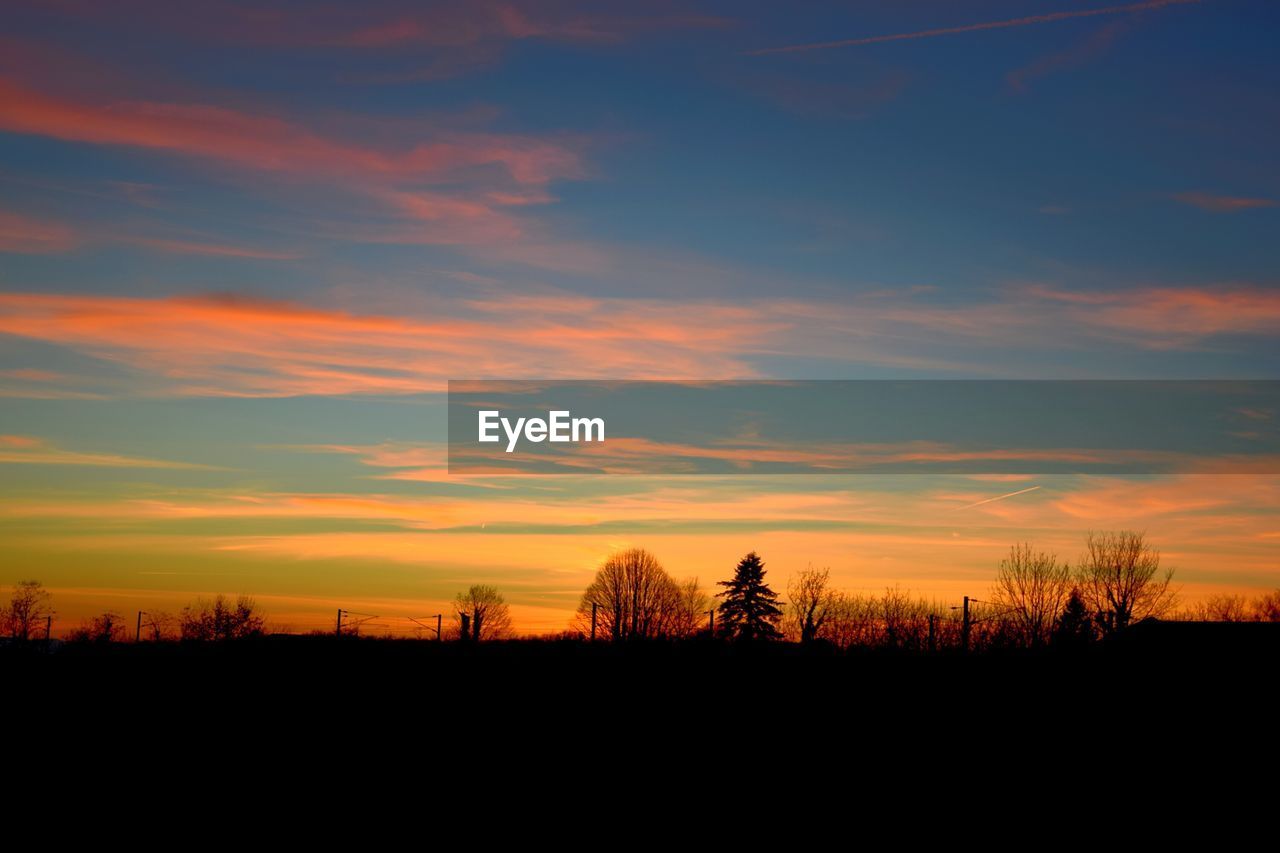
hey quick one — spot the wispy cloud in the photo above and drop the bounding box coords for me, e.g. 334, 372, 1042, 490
3, 2, 731, 90
0, 291, 776, 396
1006, 19, 1129, 92
0, 208, 78, 253
0, 79, 584, 186
0, 203, 312, 260
1025, 284, 1280, 345
116, 236, 303, 260
8, 465, 1277, 634
2, 284, 1277, 397
0, 71, 597, 267
1172, 191, 1277, 213
0, 435, 217, 468
20, 1, 730, 51
10, 473, 1278, 608
749, 0, 1203, 55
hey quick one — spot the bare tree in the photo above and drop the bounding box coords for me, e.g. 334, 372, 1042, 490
785, 566, 837, 644
880, 585, 932, 650
142, 610, 178, 641
1197, 594, 1249, 622
670, 577, 710, 638
1251, 590, 1280, 622
777, 583, 1007, 652
991, 543, 1073, 647
822, 592, 879, 649
67, 612, 127, 644
575, 548, 682, 641
452, 584, 514, 641
1076, 531, 1176, 634
3, 580, 52, 641
180, 595, 265, 641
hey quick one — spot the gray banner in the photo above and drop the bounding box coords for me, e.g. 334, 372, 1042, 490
447, 380, 1280, 475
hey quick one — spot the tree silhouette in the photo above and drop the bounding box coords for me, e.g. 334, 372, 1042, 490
1198, 594, 1249, 622
785, 566, 836, 644
671, 577, 711, 638
1076, 531, 1176, 635
991, 543, 1073, 648
1252, 589, 1280, 622
452, 584, 513, 641
575, 548, 685, 641
717, 551, 782, 641
179, 595, 265, 641
67, 612, 126, 644
141, 610, 177, 641
3, 580, 51, 641
1053, 587, 1093, 649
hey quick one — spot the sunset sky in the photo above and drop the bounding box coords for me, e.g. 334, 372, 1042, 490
1, 0, 1277, 635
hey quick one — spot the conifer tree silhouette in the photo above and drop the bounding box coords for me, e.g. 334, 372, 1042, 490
1053, 587, 1093, 649
716, 551, 783, 641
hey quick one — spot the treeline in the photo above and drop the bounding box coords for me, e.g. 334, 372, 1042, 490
1181, 592, 1280, 623
558, 530, 1279, 651
0, 585, 265, 644
0, 580, 523, 646
4, 529, 1278, 650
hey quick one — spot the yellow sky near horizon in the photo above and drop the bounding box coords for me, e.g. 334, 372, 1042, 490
5, 471, 1275, 637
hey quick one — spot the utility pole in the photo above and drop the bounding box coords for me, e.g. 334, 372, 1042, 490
136, 610, 144, 643
928, 613, 936, 653
45, 615, 52, 644
336, 608, 343, 637
707, 608, 715, 637
961, 595, 971, 654
408, 614, 443, 641
590, 601, 598, 642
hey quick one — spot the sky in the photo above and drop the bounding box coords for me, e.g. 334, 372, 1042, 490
1, 0, 1277, 635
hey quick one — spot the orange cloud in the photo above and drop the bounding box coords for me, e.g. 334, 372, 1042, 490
120, 237, 303, 260
1, 285, 1277, 397
454, 434, 1186, 476
1172, 191, 1277, 213
0, 209, 77, 253
1043, 474, 1280, 524
11, 471, 1277, 633
0, 73, 594, 263
23, 1, 729, 50
0, 291, 773, 395
0, 78, 583, 186
0, 434, 215, 468
1027, 284, 1280, 344
359, 190, 530, 246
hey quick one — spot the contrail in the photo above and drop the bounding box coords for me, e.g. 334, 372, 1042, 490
748, 0, 1202, 55
952, 485, 1041, 511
